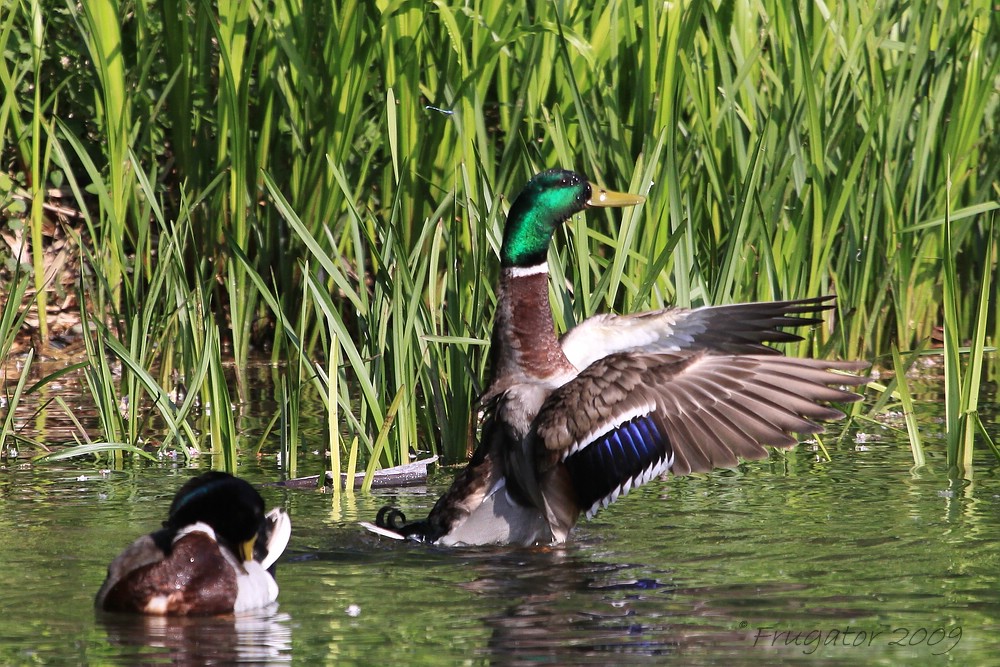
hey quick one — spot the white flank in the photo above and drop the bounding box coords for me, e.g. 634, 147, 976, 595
233, 560, 279, 612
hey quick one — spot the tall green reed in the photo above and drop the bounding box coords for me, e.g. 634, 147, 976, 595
25, 0, 50, 341
74, 0, 131, 308
0, 262, 34, 454
2, 0, 996, 472
941, 206, 997, 475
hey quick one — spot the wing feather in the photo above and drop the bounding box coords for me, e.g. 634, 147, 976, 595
534, 350, 867, 509
561, 297, 837, 370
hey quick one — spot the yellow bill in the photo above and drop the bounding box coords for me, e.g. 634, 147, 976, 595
587, 182, 645, 208
241, 537, 256, 562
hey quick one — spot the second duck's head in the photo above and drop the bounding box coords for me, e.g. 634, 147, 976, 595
501, 169, 645, 268
164, 471, 267, 562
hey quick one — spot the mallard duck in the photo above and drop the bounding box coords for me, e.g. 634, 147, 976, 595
368, 168, 867, 547
96, 471, 291, 615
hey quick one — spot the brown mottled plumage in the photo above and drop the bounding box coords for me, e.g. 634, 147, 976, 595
96, 472, 291, 615
366, 169, 868, 547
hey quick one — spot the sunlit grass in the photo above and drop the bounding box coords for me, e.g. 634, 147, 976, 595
0, 0, 996, 475
942, 208, 998, 474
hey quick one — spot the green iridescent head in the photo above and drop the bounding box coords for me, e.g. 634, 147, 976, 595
500, 169, 645, 267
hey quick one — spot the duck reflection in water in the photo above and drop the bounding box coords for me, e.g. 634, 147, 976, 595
445, 545, 841, 663
98, 609, 293, 666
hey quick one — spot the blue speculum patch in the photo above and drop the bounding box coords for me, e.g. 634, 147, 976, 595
563, 414, 672, 515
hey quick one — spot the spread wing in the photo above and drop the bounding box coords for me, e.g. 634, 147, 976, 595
560, 297, 836, 371
533, 351, 867, 518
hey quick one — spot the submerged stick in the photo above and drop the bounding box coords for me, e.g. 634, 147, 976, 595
267, 456, 439, 489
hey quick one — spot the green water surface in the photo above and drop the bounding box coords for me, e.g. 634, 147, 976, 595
1, 405, 998, 665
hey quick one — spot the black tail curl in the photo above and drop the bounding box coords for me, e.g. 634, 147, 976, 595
375, 505, 429, 541
375, 506, 407, 531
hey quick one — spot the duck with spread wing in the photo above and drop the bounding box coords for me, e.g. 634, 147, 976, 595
369, 169, 867, 547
